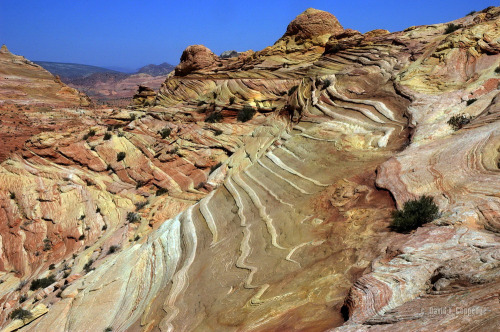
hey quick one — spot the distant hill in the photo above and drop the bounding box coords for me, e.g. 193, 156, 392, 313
137, 62, 175, 76
34, 61, 120, 78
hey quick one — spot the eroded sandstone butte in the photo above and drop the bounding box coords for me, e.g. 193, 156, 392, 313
0, 6, 499, 332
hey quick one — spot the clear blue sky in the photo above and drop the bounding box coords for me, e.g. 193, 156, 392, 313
0, 0, 493, 71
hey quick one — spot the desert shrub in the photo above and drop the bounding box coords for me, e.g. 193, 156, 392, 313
9, 192, 15, 199
156, 188, 168, 196
237, 106, 256, 122
197, 100, 206, 106
103, 132, 112, 140
287, 85, 298, 96
116, 152, 126, 161
30, 275, 56, 290
466, 99, 476, 106
126, 212, 141, 223
444, 23, 461, 34
135, 180, 145, 189
49, 264, 55, 270
205, 112, 223, 123
83, 259, 94, 273
495, 66, 500, 74
159, 127, 171, 139
78, 235, 85, 240
102, 224, 107, 231
117, 131, 125, 137
214, 129, 223, 136
134, 235, 141, 241
108, 245, 119, 254
135, 201, 148, 210
447, 114, 473, 131
88, 129, 96, 137
390, 196, 439, 233
229, 96, 235, 105
466, 10, 476, 16
19, 294, 27, 302
10, 308, 32, 320
210, 162, 223, 174
323, 79, 332, 88
104, 327, 113, 332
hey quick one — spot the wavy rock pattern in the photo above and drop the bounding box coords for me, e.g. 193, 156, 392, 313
1, 6, 500, 332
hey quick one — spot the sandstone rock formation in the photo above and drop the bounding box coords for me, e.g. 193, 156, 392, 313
0, 6, 500, 332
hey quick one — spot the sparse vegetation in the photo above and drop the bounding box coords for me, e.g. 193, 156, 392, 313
229, 96, 235, 105
129, 113, 136, 121
444, 23, 462, 34
10, 308, 32, 321
108, 245, 119, 254
323, 79, 332, 88
159, 127, 171, 139
237, 105, 256, 122
205, 112, 223, 123
466, 10, 476, 16
156, 187, 168, 196
495, 66, 500, 74
43, 238, 52, 251
135, 201, 148, 211
104, 327, 113, 332
79, 235, 85, 241
390, 196, 439, 233
448, 114, 473, 131
214, 129, 223, 136
117, 151, 126, 161
103, 132, 112, 140
102, 224, 107, 231
19, 294, 27, 302
9, 192, 15, 199
83, 259, 94, 273
30, 275, 56, 290
197, 100, 206, 106
49, 264, 55, 270
134, 235, 141, 241
466, 99, 477, 106
126, 212, 141, 223
117, 131, 125, 137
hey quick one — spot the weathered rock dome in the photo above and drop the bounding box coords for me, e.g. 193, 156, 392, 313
283, 8, 344, 40
175, 44, 218, 76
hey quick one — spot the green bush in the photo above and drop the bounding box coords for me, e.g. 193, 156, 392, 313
444, 23, 462, 34
103, 132, 112, 140
10, 308, 32, 320
447, 114, 473, 131
30, 275, 56, 290
117, 151, 126, 161
108, 245, 119, 254
205, 112, 223, 123
83, 259, 94, 273
390, 196, 439, 233
237, 106, 256, 122
466, 99, 477, 106
126, 212, 141, 223
159, 127, 171, 139
156, 188, 168, 196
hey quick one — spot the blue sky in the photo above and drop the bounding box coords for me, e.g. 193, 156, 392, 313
0, 0, 493, 71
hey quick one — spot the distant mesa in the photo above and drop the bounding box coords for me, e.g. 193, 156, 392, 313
219, 50, 240, 59
137, 62, 176, 76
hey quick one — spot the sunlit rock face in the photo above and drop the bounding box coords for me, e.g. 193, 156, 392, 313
1, 6, 500, 332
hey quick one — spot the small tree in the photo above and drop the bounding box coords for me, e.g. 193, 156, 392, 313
10, 308, 32, 321
117, 152, 126, 161
444, 23, 462, 34
159, 127, 171, 139
390, 196, 439, 233
448, 114, 473, 131
237, 106, 256, 122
